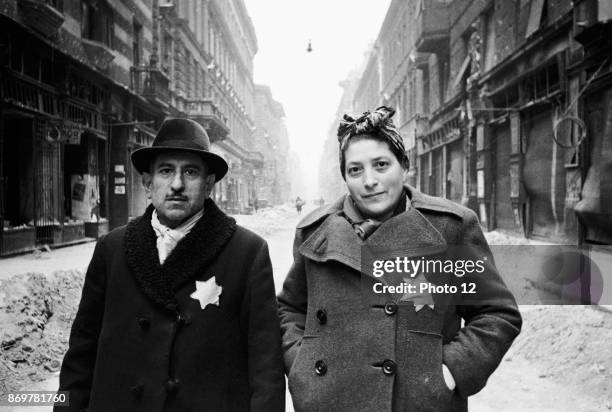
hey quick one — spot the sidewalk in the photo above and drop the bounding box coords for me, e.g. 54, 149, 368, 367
0, 242, 96, 281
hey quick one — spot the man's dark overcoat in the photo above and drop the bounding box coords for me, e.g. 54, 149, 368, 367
56, 199, 285, 412
278, 185, 522, 412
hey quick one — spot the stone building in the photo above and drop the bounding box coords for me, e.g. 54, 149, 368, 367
350, 0, 612, 245
253, 84, 290, 206
318, 67, 364, 203
0, 0, 268, 256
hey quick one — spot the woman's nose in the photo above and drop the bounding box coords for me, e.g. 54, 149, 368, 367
362, 168, 378, 188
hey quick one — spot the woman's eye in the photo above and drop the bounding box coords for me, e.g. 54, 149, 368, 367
347, 167, 361, 176
375, 161, 389, 168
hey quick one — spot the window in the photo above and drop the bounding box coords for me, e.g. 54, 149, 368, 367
162, 33, 172, 73
421, 65, 430, 114
438, 54, 449, 105
81, 0, 113, 48
133, 20, 142, 66
525, 0, 547, 38
483, 10, 496, 71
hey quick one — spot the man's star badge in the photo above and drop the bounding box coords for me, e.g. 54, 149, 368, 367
190, 277, 222, 309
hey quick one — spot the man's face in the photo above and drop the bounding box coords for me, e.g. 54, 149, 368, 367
143, 151, 215, 228
344, 138, 407, 220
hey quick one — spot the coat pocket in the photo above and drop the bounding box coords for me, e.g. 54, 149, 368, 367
398, 330, 455, 411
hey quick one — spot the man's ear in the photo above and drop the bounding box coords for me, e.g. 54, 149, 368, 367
204, 174, 216, 197
142, 172, 153, 199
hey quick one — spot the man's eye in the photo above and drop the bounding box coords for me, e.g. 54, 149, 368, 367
184, 169, 200, 177
158, 168, 173, 175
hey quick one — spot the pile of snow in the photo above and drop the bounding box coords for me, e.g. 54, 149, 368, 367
233, 204, 301, 236
0, 271, 84, 397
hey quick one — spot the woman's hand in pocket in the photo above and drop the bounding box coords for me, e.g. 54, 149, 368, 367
442, 364, 456, 391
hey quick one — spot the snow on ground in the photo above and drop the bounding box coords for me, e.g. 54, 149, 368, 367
0, 207, 610, 411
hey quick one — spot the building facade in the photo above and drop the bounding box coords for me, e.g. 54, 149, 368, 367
253, 85, 290, 206
0, 0, 273, 256
350, 0, 611, 245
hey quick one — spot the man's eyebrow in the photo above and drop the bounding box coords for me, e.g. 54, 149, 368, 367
154, 162, 174, 169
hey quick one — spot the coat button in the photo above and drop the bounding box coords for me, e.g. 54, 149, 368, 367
129, 383, 143, 399
382, 359, 397, 375
176, 314, 192, 326
137, 317, 150, 330
314, 360, 327, 376
384, 303, 397, 316
315, 309, 327, 325
165, 378, 180, 393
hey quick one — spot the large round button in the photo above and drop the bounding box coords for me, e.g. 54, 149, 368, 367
176, 313, 192, 325
316, 309, 327, 325
129, 383, 143, 399
315, 360, 327, 376
137, 317, 150, 330
165, 378, 180, 393
382, 359, 397, 375
384, 303, 397, 316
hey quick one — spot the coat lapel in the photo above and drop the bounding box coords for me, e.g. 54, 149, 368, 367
124, 199, 237, 313
298, 192, 448, 277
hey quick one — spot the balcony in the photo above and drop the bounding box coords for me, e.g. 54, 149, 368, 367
131, 66, 170, 107
18, 0, 64, 38
185, 99, 230, 142
82, 38, 115, 72
247, 151, 264, 168
0, 68, 58, 116
415, 0, 450, 54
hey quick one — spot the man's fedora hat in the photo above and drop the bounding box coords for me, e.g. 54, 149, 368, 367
131, 118, 228, 182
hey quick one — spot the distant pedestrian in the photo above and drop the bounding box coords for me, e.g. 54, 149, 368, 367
56, 118, 284, 411
295, 196, 304, 214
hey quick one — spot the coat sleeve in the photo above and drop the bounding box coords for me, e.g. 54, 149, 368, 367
442, 209, 522, 398
243, 240, 285, 412
277, 229, 309, 374
55, 237, 108, 412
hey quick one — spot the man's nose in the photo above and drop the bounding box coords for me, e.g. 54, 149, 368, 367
170, 171, 185, 191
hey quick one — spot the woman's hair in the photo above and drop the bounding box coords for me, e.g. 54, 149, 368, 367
336, 106, 408, 179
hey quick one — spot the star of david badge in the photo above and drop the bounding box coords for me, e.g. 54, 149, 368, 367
190, 276, 223, 309
400, 274, 435, 312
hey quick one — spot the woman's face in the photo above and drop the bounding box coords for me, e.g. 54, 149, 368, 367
344, 138, 407, 220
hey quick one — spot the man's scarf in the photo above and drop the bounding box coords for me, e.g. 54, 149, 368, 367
150, 208, 204, 264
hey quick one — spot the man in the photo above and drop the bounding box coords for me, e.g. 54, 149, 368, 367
56, 118, 285, 411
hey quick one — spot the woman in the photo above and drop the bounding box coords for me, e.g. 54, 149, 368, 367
278, 107, 522, 412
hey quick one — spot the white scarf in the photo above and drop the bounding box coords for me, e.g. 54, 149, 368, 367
150, 208, 204, 264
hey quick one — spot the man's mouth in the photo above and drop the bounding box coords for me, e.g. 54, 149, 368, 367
166, 197, 188, 202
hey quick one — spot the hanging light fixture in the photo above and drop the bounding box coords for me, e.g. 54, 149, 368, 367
306, 39, 312, 53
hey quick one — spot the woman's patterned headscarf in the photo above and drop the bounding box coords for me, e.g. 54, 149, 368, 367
337, 106, 408, 178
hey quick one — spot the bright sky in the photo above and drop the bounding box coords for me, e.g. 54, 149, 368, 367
243, 0, 391, 199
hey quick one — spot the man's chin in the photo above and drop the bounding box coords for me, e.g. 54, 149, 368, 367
158, 211, 189, 228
